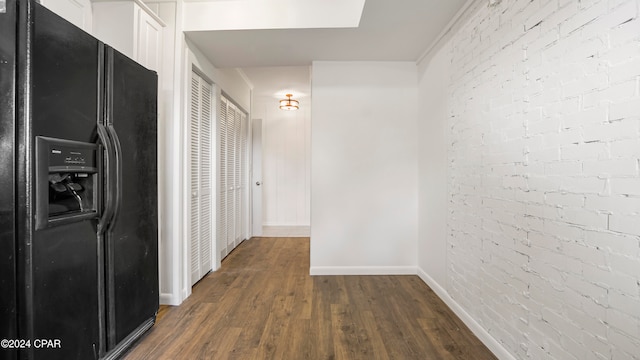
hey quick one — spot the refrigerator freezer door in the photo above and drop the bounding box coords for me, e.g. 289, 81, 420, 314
0, 1, 17, 359
32, 4, 101, 144
104, 47, 159, 352
28, 3, 102, 359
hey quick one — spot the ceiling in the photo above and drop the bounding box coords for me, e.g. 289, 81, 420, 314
185, 0, 469, 100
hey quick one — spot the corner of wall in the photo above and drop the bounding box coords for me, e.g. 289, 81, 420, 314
416, 267, 516, 360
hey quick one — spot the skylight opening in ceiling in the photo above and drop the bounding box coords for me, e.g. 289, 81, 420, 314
183, 0, 366, 32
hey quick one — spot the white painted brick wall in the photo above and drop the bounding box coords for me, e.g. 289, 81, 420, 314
443, 0, 640, 358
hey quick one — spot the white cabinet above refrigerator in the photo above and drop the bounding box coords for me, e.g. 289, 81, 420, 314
92, 0, 165, 72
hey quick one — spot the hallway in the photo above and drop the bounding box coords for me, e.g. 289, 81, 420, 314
123, 238, 496, 359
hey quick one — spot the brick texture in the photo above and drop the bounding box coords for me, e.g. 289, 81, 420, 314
444, 0, 640, 358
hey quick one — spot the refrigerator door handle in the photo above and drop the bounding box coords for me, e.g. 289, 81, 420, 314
106, 124, 122, 225
97, 123, 115, 233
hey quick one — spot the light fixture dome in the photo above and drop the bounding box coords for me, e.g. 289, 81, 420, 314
279, 94, 299, 111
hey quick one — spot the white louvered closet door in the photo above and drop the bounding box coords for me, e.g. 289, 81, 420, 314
218, 97, 228, 259
218, 96, 249, 258
190, 71, 213, 286
227, 104, 236, 249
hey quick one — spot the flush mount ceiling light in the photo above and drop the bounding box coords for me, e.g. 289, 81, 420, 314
279, 94, 299, 111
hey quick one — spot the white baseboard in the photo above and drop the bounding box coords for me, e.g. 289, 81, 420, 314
416, 268, 516, 360
261, 225, 310, 237
309, 266, 417, 276
159, 292, 181, 306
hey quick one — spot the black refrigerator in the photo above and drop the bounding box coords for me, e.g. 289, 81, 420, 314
0, 1, 159, 359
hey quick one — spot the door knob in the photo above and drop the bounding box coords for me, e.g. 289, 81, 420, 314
256, 181, 261, 186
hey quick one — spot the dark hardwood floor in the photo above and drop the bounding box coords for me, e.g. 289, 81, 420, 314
123, 237, 497, 360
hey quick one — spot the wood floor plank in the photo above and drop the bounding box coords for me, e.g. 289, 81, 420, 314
204, 327, 243, 359
358, 310, 391, 360
255, 295, 295, 359
123, 238, 497, 360
309, 278, 335, 360
293, 320, 314, 359
331, 304, 362, 360
292, 274, 313, 320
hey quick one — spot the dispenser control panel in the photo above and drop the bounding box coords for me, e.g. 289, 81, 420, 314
48, 145, 95, 169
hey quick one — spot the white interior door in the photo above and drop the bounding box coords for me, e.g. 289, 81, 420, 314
198, 79, 213, 276
218, 97, 229, 258
190, 71, 213, 286
189, 74, 200, 286
218, 97, 249, 257
226, 104, 237, 249
251, 119, 263, 236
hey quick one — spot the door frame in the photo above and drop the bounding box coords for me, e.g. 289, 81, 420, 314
251, 118, 263, 237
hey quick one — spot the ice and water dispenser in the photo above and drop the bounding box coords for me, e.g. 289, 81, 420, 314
35, 136, 100, 229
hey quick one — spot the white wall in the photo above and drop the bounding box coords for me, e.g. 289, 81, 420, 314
252, 96, 311, 233
416, 41, 450, 288
417, 0, 640, 359
310, 61, 418, 275
40, 0, 93, 32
